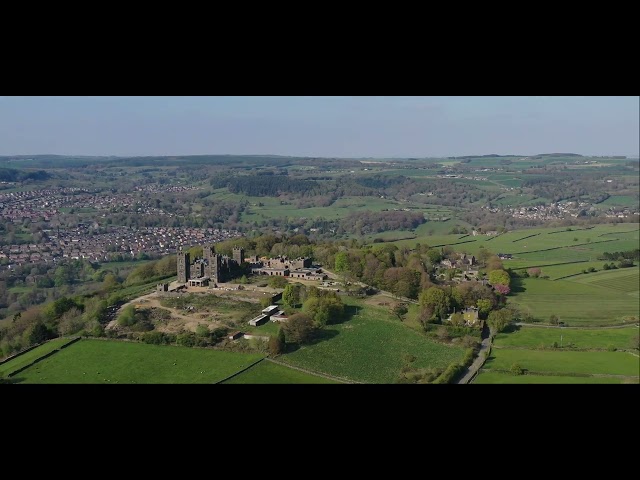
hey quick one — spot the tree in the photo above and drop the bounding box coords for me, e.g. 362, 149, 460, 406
102, 273, 119, 291
477, 246, 492, 266
477, 299, 493, 319
487, 308, 513, 335
117, 304, 137, 326
334, 251, 350, 286
391, 303, 408, 321
268, 276, 288, 289
268, 328, 285, 356
417, 305, 436, 328
282, 313, 315, 344
238, 275, 249, 285
419, 286, 450, 321
510, 363, 524, 375
488, 269, 510, 287
449, 312, 465, 326
259, 297, 272, 309
527, 267, 541, 278
493, 284, 511, 296
302, 295, 345, 328
282, 283, 302, 308
549, 314, 559, 325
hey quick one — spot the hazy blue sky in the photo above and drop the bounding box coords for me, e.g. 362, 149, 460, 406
0, 96, 637, 157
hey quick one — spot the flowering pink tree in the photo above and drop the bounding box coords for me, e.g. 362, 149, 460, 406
494, 284, 511, 296
527, 267, 541, 278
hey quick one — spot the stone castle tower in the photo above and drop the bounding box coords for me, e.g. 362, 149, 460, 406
203, 244, 221, 283
233, 246, 245, 265
177, 250, 190, 283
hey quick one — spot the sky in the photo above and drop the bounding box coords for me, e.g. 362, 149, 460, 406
0, 96, 638, 158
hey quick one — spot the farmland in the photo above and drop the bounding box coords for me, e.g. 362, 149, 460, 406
222, 360, 340, 384
507, 275, 639, 326
11, 339, 264, 384
481, 348, 639, 377
493, 325, 639, 350
474, 372, 629, 384
0, 337, 77, 377
279, 297, 466, 383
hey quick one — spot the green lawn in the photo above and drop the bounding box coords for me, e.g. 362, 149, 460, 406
493, 326, 639, 350
483, 348, 639, 376
0, 337, 76, 377
222, 360, 339, 384
508, 277, 639, 325
13, 339, 264, 384
473, 371, 628, 384
279, 298, 465, 383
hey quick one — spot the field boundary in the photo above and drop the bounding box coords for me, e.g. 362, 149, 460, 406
483, 368, 637, 380
510, 259, 590, 271
509, 238, 616, 255
512, 233, 541, 243
0, 336, 79, 366
7, 337, 80, 377
265, 357, 358, 384
215, 357, 266, 384
0, 343, 43, 366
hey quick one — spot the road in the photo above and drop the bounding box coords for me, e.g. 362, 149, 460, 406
456, 324, 492, 384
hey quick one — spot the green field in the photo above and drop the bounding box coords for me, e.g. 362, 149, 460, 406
12, 339, 264, 384
483, 348, 639, 377
385, 223, 639, 255
567, 267, 640, 294
508, 276, 639, 326
494, 326, 639, 350
0, 337, 77, 377
222, 360, 339, 384
474, 371, 628, 384
599, 195, 639, 207
279, 297, 465, 383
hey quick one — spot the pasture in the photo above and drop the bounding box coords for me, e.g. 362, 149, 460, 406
385, 223, 639, 258
12, 339, 264, 384
222, 360, 340, 384
280, 297, 465, 383
493, 325, 639, 350
482, 348, 639, 377
473, 371, 628, 384
0, 337, 77, 377
567, 267, 639, 295
507, 277, 638, 326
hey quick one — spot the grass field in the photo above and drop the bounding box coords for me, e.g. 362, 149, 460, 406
384, 223, 639, 258
599, 195, 639, 207
12, 339, 264, 384
222, 360, 339, 384
0, 337, 77, 377
482, 348, 639, 376
279, 297, 465, 383
473, 371, 628, 384
567, 267, 639, 294
508, 276, 639, 325
493, 326, 639, 350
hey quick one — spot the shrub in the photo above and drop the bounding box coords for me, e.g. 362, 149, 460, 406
510, 363, 524, 375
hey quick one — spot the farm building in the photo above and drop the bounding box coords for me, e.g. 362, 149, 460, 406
228, 331, 244, 340
249, 314, 269, 326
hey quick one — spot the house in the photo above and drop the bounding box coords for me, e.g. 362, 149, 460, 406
462, 307, 479, 325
